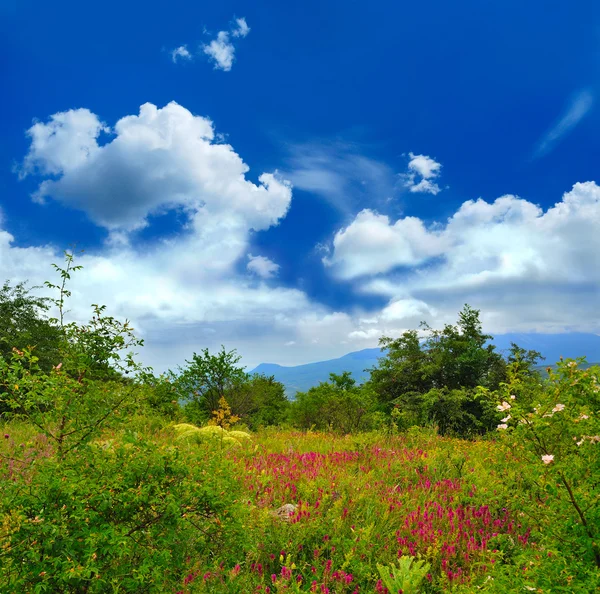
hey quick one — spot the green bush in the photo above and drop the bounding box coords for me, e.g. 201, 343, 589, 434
0, 436, 247, 592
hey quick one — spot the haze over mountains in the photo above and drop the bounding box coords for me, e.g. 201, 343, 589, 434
251, 333, 600, 396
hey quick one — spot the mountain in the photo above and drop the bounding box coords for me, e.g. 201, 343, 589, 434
251, 348, 383, 397
251, 333, 600, 397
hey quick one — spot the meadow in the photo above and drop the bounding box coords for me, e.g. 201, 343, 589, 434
1, 415, 598, 593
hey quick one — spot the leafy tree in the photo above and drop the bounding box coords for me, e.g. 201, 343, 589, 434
507, 342, 544, 376
369, 305, 526, 435
290, 372, 376, 433
227, 373, 289, 428
0, 281, 61, 372
176, 346, 249, 423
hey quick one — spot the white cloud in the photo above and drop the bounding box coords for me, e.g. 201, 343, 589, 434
203, 31, 236, 71
203, 17, 250, 71
20, 109, 109, 179
232, 17, 250, 38
533, 89, 594, 158
402, 152, 443, 195
171, 45, 192, 63
20, 102, 291, 238
323, 209, 448, 279
325, 181, 600, 336
329, 182, 600, 284
4, 184, 599, 372
247, 254, 280, 279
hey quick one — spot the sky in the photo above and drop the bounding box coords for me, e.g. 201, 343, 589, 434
1, 0, 599, 372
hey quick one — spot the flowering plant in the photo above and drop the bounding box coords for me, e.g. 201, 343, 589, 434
486, 358, 600, 569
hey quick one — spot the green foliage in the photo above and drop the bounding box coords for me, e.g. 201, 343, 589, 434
175, 346, 249, 422
0, 436, 247, 592
0, 281, 62, 415
290, 371, 377, 432
227, 373, 290, 429
0, 280, 62, 372
489, 358, 600, 569
135, 372, 181, 419
0, 347, 138, 458
369, 305, 542, 436
0, 252, 146, 457
377, 556, 431, 594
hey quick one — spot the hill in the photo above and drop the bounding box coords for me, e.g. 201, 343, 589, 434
251, 332, 600, 396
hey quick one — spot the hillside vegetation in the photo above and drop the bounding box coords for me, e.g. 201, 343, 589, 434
1, 254, 599, 593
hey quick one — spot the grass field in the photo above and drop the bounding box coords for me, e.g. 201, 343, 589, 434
3, 420, 597, 593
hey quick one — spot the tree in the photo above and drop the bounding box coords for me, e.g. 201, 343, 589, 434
290, 372, 376, 433
0, 281, 63, 415
0, 281, 62, 372
175, 346, 249, 422
369, 305, 515, 435
227, 373, 289, 429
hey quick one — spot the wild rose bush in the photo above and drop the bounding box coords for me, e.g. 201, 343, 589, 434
483, 358, 600, 586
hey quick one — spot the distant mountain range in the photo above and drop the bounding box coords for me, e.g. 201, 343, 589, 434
251, 333, 600, 397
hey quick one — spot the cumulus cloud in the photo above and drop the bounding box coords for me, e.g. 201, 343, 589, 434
203, 17, 250, 71
323, 209, 448, 279
20, 109, 109, 179
247, 254, 280, 279
402, 152, 443, 195
325, 181, 600, 335
20, 102, 291, 238
533, 89, 594, 159
327, 182, 600, 283
171, 45, 192, 63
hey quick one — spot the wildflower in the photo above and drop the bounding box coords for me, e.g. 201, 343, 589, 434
576, 439, 584, 447
552, 404, 565, 413
497, 424, 508, 431
501, 415, 511, 422
541, 455, 554, 465
497, 401, 511, 412
580, 414, 589, 420
510, 394, 516, 400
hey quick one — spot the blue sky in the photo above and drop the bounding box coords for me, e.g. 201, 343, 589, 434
1, 0, 599, 371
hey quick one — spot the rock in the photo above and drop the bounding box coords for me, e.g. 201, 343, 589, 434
271, 503, 297, 522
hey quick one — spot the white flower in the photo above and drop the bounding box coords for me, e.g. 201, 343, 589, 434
497, 424, 508, 431
501, 415, 511, 423
552, 403, 565, 413
510, 395, 516, 400
497, 401, 511, 412
580, 414, 589, 420
541, 454, 554, 464
576, 439, 584, 447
